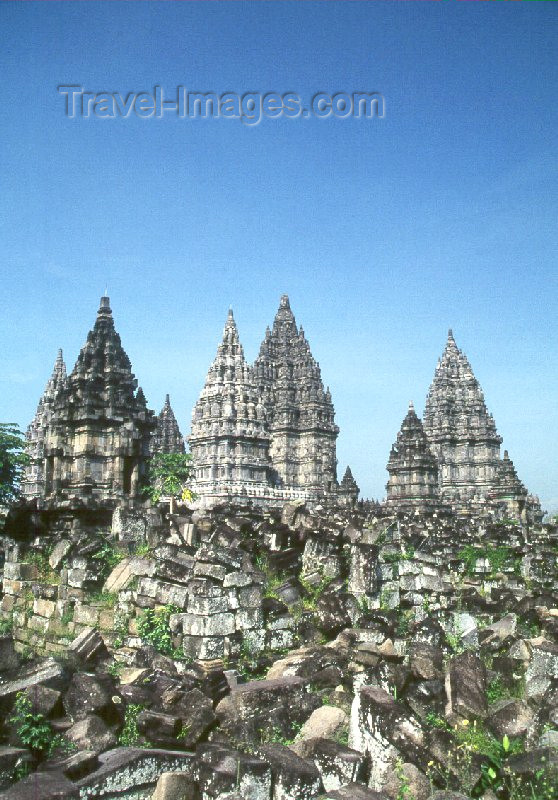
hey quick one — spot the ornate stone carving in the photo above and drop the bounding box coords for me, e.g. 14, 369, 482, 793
22, 350, 67, 498
386, 402, 440, 508
36, 296, 155, 508
153, 395, 184, 454
422, 330, 502, 504
189, 310, 273, 500
338, 466, 360, 506
253, 295, 339, 493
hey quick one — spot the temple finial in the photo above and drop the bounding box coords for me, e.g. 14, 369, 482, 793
408, 400, 414, 412
98, 294, 111, 315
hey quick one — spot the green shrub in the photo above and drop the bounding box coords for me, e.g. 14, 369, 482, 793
118, 704, 143, 747
137, 605, 180, 656
10, 692, 73, 758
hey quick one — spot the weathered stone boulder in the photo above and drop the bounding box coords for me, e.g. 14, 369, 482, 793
409, 642, 443, 681
525, 641, 558, 699
256, 743, 322, 800
0, 635, 19, 672
215, 677, 321, 743
104, 556, 156, 593
1, 770, 78, 799
23, 684, 61, 717
486, 699, 534, 738
137, 710, 183, 749
0, 747, 32, 790
315, 592, 358, 636
445, 652, 487, 718
322, 784, 389, 799
350, 686, 432, 790
478, 614, 517, 650
193, 743, 271, 799
151, 772, 200, 800
63, 673, 119, 723
297, 705, 348, 742
65, 714, 117, 753
159, 687, 216, 748
0, 659, 67, 703
290, 737, 366, 792
381, 762, 430, 800
42, 749, 99, 781
76, 748, 193, 797
506, 746, 558, 781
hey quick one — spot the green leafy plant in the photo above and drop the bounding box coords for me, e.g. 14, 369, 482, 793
0, 614, 14, 635
92, 542, 125, 581
394, 758, 415, 800
137, 605, 181, 657
0, 423, 29, 518
118, 704, 144, 746
10, 691, 73, 758
299, 570, 334, 611
457, 545, 521, 579
143, 452, 195, 505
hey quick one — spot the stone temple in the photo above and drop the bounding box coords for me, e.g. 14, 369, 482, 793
22, 296, 156, 512
20, 294, 540, 521
385, 330, 540, 521
189, 296, 344, 507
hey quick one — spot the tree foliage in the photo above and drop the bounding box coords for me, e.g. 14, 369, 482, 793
143, 452, 195, 504
0, 423, 28, 512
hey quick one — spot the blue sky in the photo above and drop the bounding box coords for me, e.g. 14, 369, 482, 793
1, 2, 557, 509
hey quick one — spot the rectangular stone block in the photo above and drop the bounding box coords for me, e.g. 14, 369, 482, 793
98, 610, 115, 631
223, 571, 253, 589
155, 583, 189, 608
193, 563, 227, 582
73, 605, 99, 627
67, 569, 87, 588
33, 599, 56, 618
238, 586, 262, 608
183, 635, 225, 660
236, 609, 264, 631
187, 595, 229, 615
181, 612, 236, 637
136, 577, 158, 598
27, 616, 48, 633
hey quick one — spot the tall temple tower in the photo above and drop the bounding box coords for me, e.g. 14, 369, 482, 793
189, 310, 273, 501
22, 350, 67, 498
386, 402, 440, 509
153, 395, 185, 454
37, 296, 156, 508
253, 296, 339, 493
422, 330, 502, 504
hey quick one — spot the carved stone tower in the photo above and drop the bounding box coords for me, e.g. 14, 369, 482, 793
153, 395, 185, 454
22, 350, 67, 498
338, 466, 360, 507
386, 402, 440, 508
253, 295, 339, 493
423, 331, 502, 505
189, 310, 272, 501
489, 450, 529, 520
40, 296, 155, 508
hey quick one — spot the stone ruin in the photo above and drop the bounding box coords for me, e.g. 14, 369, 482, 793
0, 294, 555, 799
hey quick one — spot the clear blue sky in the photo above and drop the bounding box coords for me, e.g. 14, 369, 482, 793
1, 2, 557, 509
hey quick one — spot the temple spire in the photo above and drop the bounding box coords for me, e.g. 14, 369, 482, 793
423, 330, 502, 506
153, 393, 185, 454
386, 404, 440, 509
